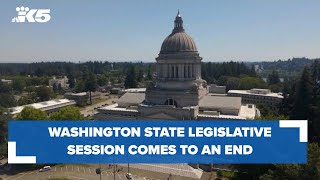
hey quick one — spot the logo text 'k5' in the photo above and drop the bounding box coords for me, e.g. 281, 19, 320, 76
12, 6, 51, 23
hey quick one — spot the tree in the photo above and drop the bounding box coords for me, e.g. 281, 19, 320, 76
124, 65, 137, 88
97, 75, 107, 86
75, 80, 85, 93
17, 94, 37, 106
267, 70, 280, 85
259, 143, 320, 180
50, 106, 83, 120
84, 71, 97, 104
147, 65, 152, 80
0, 81, 12, 93
0, 93, 16, 108
238, 77, 267, 90
0, 115, 8, 156
67, 72, 76, 88
137, 69, 144, 82
16, 106, 48, 120
290, 67, 313, 120
12, 78, 26, 92
225, 77, 240, 90
36, 86, 53, 101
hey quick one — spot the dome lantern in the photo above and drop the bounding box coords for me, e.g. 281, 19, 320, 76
173, 10, 184, 33
159, 11, 198, 55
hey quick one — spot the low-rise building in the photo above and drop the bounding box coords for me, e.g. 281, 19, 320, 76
9, 99, 76, 117
118, 88, 146, 95
208, 84, 226, 94
94, 92, 259, 120
49, 76, 69, 89
64, 92, 101, 105
227, 88, 283, 110
1, 79, 12, 84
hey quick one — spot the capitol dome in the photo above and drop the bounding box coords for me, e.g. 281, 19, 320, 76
159, 11, 198, 54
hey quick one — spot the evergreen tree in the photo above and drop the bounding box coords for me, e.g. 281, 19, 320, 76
137, 69, 144, 82
147, 65, 152, 80
124, 65, 137, 88
75, 80, 85, 93
267, 70, 280, 85
67, 72, 76, 88
310, 60, 320, 142
84, 71, 97, 104
290, 67, 313, 119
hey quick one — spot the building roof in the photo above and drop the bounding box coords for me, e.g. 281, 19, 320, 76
9, 99, 76, 115
120, 88, 146, 93
65, 92, 87, 96
117, 93, 145, 107
228, 89, 283, 98
199, 95, 241, 111
99, 103, 139, 113
239, 104, 257, 119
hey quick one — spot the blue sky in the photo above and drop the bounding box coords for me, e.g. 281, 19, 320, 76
0, 0, 319, 62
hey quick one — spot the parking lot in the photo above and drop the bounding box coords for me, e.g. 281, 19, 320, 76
0, 164, 154, 180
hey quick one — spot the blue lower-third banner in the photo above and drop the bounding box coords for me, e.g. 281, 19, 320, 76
8, 120, 307, 164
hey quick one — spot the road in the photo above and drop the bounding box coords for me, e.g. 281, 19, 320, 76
80, 95, 118, 118
0, 164, 154, 180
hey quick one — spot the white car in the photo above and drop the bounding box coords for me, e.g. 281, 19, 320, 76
39, 166, 51, 172
126, 173, 133, 180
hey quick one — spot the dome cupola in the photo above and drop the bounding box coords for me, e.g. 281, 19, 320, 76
159, 11, 198, 54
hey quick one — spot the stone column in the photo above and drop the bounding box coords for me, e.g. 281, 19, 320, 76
157, 64, 160, 79
192, 63, 194, 78
179, 64, 182, 79
181, 64, 184, 79
168, 64, 171, 79
173, 64, 175, 79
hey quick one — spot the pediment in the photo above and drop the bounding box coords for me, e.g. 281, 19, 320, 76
143, 112, 177, 120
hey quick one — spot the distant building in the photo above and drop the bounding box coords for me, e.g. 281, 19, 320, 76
49, 76, 69, 89
9, 99, 76, 117
227, 88, 283, 110
118, 88, 146, 95
64, 92, 101, 105
1, 79, 12, 84
95, 12, 260, 120
254, 64, 264, 73
110, 88, 122, 94
208, 84, 226, 94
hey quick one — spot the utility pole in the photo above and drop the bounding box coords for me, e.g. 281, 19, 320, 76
113, 164, 116, 180
99, 164, 101, 180
128, 163, 130, 173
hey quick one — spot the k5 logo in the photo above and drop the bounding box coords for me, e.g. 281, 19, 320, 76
12, 6, 51, 23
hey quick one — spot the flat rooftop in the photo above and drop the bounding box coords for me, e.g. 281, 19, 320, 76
228, 89, 283, 98
10, 99, 76, 115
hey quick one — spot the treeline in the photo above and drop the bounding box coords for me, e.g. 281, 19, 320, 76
201, 61, 256, 84
252, 57, 315, 72
0, 61, 153, 76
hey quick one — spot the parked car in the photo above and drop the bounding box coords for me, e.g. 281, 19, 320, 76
126, 173, 133, 180
39, 166, 51, 172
